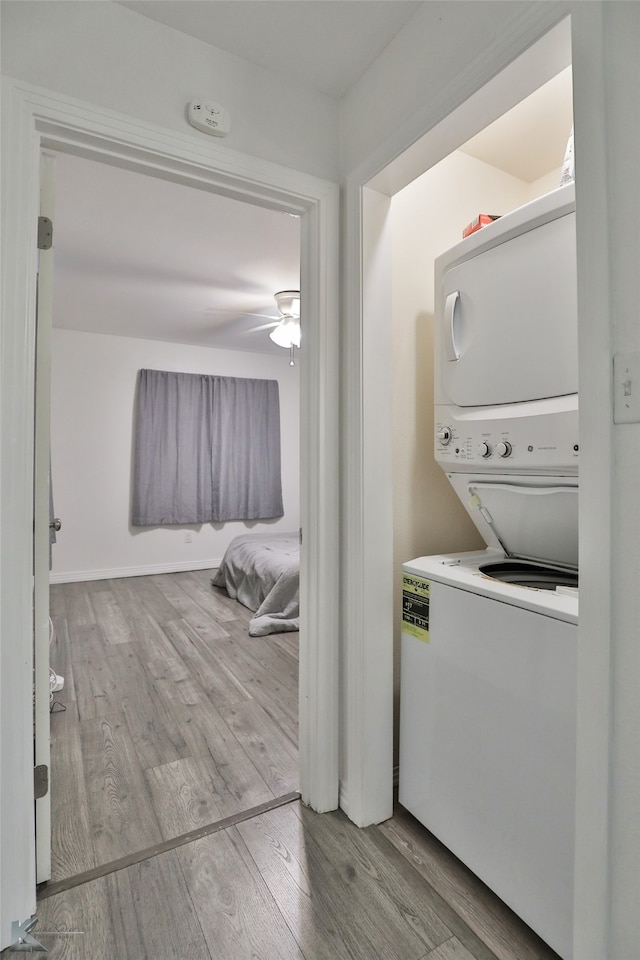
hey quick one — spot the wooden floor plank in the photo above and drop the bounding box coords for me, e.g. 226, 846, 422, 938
219, 698, 298, 797
378, 805, 561, 960
241, 676, 298, 748
65, 621, 107, 663
270, 631, 300, 660
223, 618, 299, 682
106, 641, 191, 770
187, 569, 253, 621
176, 827, 305, 960
149, 572, 232, 639
164, 617, 250, 708
106, 849, 211, 959
89, 586, 135, 645
145, 756, 224, 840
49, 615, 76, 706
79, 713, 163, 862
49, 582, 68, 620
141, 651, 192, 684
49, 703, 97, 883
63, 580, 97, 629
34, 875, 115, 960
154, 683, 276, 816
425, 938, 482, 960
108, 578, 180, 655
49, 572, 301, 881
238, 802, 452, 960
71, 641, 120, 721
110, 574, 183, 626
121, 686, 191, 772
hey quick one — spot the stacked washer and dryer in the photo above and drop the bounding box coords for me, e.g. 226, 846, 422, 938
399, 183, 578, 960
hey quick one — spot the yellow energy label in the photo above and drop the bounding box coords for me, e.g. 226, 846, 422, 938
402, 574, 430, 643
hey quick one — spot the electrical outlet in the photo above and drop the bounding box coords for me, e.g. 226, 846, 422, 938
184, 532, 193, 543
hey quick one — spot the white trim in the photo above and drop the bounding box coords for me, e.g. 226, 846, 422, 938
340, 184, 395, 827
0, 77, 339, 949
341, 4, 571, 828
570, 6, 613, 954
49, 559, 226, 584
0, 74, 40, 946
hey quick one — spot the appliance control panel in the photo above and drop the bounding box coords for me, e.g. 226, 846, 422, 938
435, 402, 579, 473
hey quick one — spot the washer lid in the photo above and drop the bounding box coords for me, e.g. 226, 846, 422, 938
467, 481, 578, 570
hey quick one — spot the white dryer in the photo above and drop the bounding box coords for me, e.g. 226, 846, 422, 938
399, 184, 578, 960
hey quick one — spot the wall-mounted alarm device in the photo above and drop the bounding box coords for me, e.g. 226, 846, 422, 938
188, 100, 231, 137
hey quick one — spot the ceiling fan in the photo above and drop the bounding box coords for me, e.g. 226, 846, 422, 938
241, 289, 301, 364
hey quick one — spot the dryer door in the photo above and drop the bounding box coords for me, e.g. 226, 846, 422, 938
437, 209, 577, 407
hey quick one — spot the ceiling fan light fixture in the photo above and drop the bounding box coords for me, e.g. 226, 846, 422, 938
273, 290, 300, 319
270, 289, 301, 352
269, 316, 301, 349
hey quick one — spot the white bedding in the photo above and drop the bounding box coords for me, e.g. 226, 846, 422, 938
212, 532, 299, 636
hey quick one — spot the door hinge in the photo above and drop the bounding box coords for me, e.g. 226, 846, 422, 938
37, 216, 53, 251
34, 764, 49, 800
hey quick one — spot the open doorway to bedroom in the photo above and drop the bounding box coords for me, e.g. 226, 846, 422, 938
46, 151, 303, 884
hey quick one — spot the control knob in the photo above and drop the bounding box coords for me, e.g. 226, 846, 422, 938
496, 441, 512, 458
478, 442, 491, 458
437, 427, 452, 446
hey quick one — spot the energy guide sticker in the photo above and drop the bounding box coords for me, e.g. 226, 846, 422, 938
402, 574, 430, 643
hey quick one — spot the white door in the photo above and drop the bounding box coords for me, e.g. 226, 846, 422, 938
33, 152, 56, 883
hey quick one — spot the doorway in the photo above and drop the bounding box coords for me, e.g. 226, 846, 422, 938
0, 80, 339, 947
45, 149, 305, 884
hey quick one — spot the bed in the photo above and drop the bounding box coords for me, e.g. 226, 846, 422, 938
211, 532, 299, 636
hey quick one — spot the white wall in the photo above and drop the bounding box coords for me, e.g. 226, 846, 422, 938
340, 0, 544, 176
0, 0, 340, 182
528, 165, 563, 200
50, 329, 300, 581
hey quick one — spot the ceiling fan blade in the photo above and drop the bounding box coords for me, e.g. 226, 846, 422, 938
243, 319, 280, 334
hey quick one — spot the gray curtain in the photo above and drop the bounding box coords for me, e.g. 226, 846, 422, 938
132, 369, 284, 525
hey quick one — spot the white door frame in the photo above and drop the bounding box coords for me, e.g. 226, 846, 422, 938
0, 78, 340, 948
33, 152, 56, 885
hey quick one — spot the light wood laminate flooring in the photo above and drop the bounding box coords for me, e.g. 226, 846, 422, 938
47, 570, 299, 882
34, 571, 560, 960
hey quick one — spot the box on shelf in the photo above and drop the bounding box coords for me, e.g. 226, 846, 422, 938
462, 214, 500, 239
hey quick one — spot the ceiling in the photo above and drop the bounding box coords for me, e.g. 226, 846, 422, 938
52, 154, 301, 356
51, 7, 573, 357
460, 67, 573, 183
117, 1, 423, 99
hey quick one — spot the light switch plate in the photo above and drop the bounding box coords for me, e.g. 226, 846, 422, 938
613, 352, 640, 423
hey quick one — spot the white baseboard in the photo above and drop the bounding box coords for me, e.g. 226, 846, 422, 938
339, 780, 351, 820
49, 558, 223, 584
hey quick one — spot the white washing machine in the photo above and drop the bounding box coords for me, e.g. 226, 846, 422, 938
399, 183, 579, 959
400, 541, 578, 960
